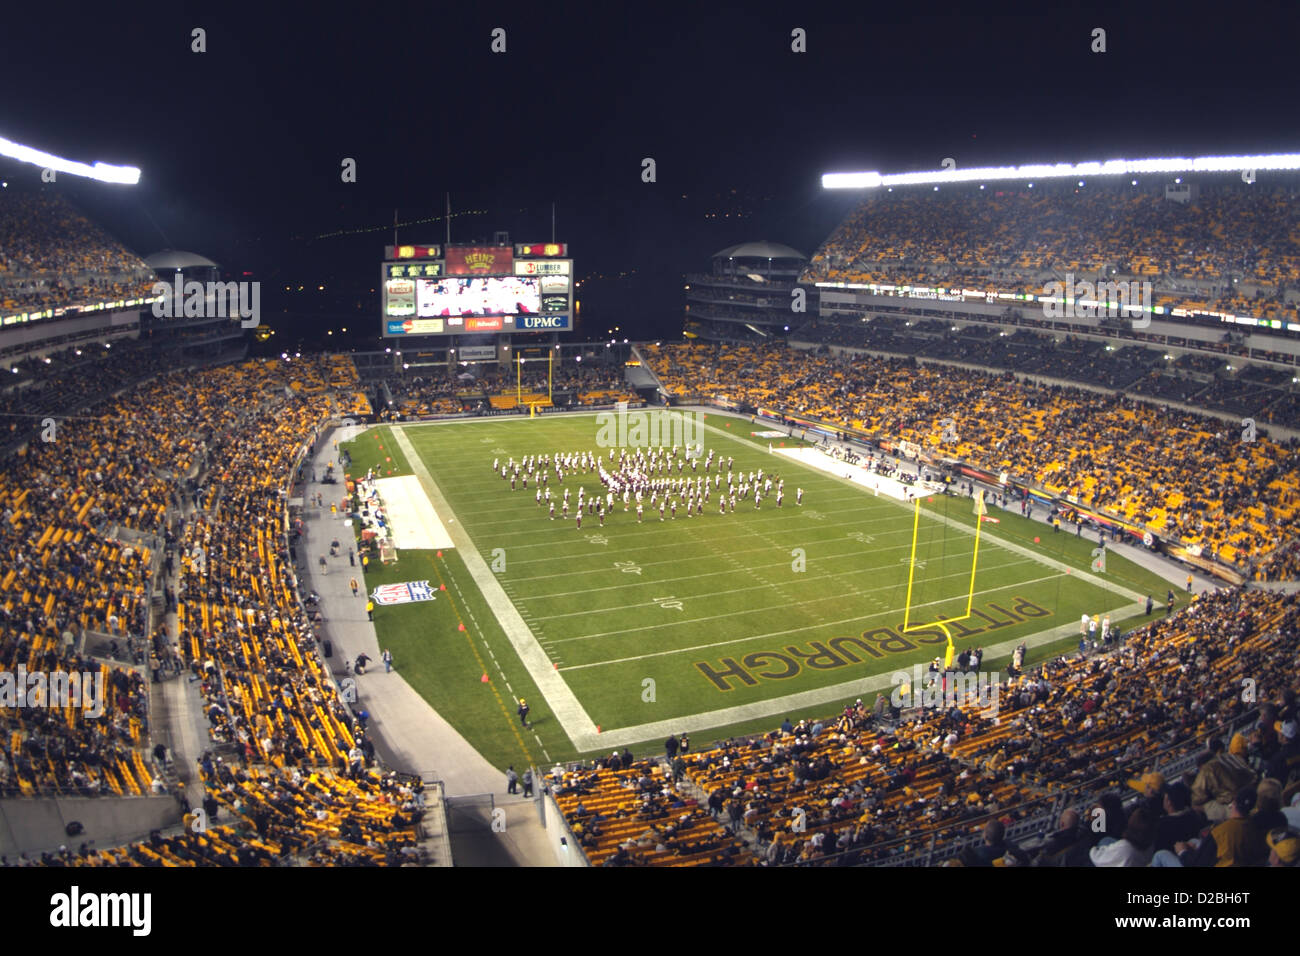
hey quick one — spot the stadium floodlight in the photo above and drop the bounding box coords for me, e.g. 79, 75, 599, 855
0, 135, 140, 185
822, 152, 1300, 190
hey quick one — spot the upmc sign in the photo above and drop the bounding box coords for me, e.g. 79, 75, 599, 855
518, 314, 570, 330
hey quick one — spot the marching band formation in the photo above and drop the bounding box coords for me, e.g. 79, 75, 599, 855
493, 445, 804, 529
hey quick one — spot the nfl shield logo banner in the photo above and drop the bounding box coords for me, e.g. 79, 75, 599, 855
371, 581, 436, 605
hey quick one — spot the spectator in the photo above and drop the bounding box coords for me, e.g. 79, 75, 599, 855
1090, 809, 1155, 867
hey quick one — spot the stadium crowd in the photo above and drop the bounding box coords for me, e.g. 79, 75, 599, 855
803, 183, 1300, 328
1, 354, 427, 865
0, 188, 155, 315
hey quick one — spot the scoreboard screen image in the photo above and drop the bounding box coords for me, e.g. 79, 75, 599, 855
415, 276, 540, 317
381, 244, 571, 336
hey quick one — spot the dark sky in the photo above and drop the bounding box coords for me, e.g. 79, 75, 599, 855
3, 0, 1298, 345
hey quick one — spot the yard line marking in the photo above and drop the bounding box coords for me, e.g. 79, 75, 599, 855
455, 500, 885, 530
495, 524, 915, 570
530, 553, 1037, 621
504, 536, 928, 584
556, 571, 1070, 653
517, 543, 1025, 599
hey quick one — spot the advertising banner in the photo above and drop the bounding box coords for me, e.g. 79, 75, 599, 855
517, 314, 570, 330
445, 246, 513, 275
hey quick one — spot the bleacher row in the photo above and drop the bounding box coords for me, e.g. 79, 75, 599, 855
642, 342, 1300, 573
554, 588, 1299, 866
2, 355, 426, 865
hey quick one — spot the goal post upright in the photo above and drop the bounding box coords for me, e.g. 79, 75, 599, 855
899, 495, 984, 660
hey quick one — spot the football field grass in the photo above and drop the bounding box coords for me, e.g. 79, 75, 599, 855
344, 411, 1172, 770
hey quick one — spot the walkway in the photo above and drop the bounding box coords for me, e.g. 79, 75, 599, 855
297, 433, 556, 866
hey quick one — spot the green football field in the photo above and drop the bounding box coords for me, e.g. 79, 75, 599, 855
342, 411, 1172, 771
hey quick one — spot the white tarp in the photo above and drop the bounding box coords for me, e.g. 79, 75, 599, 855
371, 475, 455, 550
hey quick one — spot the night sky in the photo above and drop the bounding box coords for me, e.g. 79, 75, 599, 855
3, 1, 1298, 347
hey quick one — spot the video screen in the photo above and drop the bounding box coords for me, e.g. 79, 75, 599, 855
416, 276, 539, 317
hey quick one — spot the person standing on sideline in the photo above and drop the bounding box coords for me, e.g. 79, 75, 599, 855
319, 555, 328, 575
349, 547, 356, 567
1186, 573, 1193, 592
517, 698, 530, 727
382, 648, 393, 673
665, 734, 679, 760
1146, 594, 1153, 615
350, 577, 359, 596
366, 600, 375, 621
506, 766, 518, 795
522, 768, 534, 797
679, 732, 690, 754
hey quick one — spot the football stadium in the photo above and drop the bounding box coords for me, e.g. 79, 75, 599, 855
1, 10, 1298, 909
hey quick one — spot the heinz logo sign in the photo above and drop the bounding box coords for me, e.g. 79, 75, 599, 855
520, 315, 570, 330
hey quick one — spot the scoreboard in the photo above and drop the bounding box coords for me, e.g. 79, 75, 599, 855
382, 242, 572, 337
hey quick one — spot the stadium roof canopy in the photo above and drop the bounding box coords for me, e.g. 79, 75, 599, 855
144, 250, 219, 270
713, 241, 807, 261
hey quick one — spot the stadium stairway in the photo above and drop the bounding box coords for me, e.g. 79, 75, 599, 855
671, 761, 765, 855
144, 501, 212, 810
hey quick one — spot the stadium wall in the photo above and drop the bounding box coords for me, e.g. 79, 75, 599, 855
539, 790, 589, 867
0, 308, 140, 353
0, 795, 179, 857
